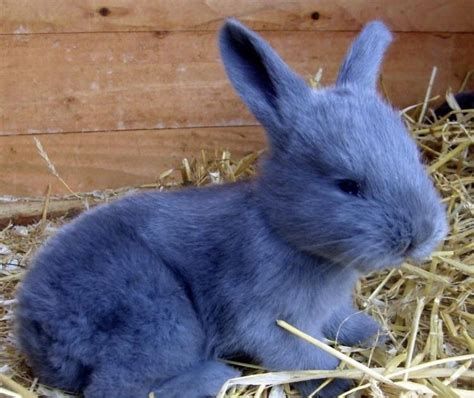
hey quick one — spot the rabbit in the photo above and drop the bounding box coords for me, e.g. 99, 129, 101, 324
15, 19, 448, 398
434, 91, 474, 120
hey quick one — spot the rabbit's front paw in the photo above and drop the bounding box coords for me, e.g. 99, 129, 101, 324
348, 313, 387, 348
359, 325, 389, 348
297, 378, 352, 398
333, 312, 384, 347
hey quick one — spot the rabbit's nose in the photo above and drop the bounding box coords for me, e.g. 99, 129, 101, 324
401, 239, 414, 256
403, 218, 439, 260
414, 218, 436, 246
406, 240, 415, 253
402, 239, 428, 263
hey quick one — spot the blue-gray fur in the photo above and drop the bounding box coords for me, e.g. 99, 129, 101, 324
336, 21, 393, 89
15, 19, 448, 398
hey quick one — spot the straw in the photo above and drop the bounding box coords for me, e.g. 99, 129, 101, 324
1, 74, 473, 397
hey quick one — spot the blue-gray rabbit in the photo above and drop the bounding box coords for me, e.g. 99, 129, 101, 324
16, 19, 448, 398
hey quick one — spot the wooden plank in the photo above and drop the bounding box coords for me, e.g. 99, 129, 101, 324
0, 0, 473, 34
0, 198, 86, 227
0, 126, 266, 196
1, 31, 473, 136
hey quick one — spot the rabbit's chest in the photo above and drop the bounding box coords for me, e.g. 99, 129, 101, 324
235, 280, 346, 336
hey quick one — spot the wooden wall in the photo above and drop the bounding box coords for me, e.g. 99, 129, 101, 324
1, 0, 473, 197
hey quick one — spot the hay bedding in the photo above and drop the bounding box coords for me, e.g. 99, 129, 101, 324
0, 79, 473, 397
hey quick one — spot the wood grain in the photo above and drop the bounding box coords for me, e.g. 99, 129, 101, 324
1, 0, 472, 198
0, 126, 266, 196
0, 0, 473, 34
1, 31, 472, 136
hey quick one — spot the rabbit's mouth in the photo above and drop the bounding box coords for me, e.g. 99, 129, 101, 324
315, 245, 407, 273
353, 254, 406, 274
351, 247, 435, 273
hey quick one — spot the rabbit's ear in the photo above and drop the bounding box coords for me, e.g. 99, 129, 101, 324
336, 21, 392, 90
219, 19, 308, 138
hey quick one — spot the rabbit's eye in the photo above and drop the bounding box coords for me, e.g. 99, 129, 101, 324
337, 179, 362, 197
